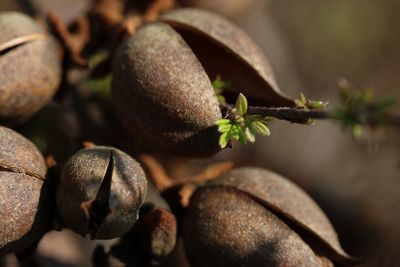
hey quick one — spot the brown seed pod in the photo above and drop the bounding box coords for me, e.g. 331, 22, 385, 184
56, 146, 147, 239
183, 167, 358, 267
92, 184, 178, 267
0, 12, 61, 122
0, 126, 48, 254
112, 8, 293, 157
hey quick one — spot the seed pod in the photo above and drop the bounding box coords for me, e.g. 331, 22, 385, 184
0, 12, 61, 122
56, 146, 147, 239
92, 184, 178, 267
183, 167, 358, 267
0, 126, 48, 254
112, 8, 293, 157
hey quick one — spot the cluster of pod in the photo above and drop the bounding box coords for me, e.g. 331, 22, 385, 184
0, 5, 359, 267
0, 124, 357, 266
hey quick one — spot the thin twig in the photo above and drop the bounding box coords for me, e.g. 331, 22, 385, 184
230, 105, 400, 127
47, 13, 90, 67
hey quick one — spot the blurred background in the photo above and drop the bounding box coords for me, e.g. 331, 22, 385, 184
1, 0, 399, 266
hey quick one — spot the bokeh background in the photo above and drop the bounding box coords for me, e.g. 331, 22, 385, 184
1, 0, 399, 266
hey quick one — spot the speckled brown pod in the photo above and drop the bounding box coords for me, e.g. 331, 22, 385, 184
112, 8, 293, 157
183, 167, 358, 267
56, 146, 147, 239
0, 12, 61, 122
0, 126, 48, 254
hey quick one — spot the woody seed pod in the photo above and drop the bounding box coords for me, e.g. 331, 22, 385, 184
0, 126, 48, 254
0, 12, 61, 122
183, 167, 358, 267
112, 8, 293, 157
56, 146, 147, 239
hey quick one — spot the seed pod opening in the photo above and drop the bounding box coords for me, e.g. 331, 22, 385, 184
183, 167, 358, 266
0, 126, 48, 254
161, 8, 293, 106
0, 12, 61, 122
112, 8, 294, 157
56, 146, 147, 239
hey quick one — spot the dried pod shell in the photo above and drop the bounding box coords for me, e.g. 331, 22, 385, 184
185, 187, 333, 267
183, 167, 358, 266
0, 12, 61, 122
208, 167, 356, 263
112, 8, 293, 157
161, 8, 293, 106
112, 21, 222, 157
56, 146, 147, 239
0, 126, 47, 254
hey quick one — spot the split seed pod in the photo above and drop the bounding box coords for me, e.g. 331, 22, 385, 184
0, 126, 48, 254
112, 8, 293, 157
56, 146, 147, 239
0, 12, 61, 122
183, 167, 358, 267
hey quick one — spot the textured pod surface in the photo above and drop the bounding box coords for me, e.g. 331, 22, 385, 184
162, 8, 293, 106
0, 126, 47, 254
208, 167, 355, 263
184, 186, 333, 267
112, 22, 222, 157
0, 126, 47, 178
0, 12, 61, 121
57, 146, 147, 239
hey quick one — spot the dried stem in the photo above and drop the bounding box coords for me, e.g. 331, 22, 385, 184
229, 105, 400, 127
47, 13, 90, 66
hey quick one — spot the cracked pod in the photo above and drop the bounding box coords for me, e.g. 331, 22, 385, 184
0, 12, 61, 122
183, 167, 358, 267
0, 126, 48, 254
56, 146, 147, 239
112, 8, 293, 157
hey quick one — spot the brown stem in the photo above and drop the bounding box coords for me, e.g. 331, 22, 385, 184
47, 13, 90, 67
143, 0, 176, 21
231, 105, 400, 127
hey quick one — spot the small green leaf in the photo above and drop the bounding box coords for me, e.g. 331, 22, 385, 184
230, 124, 241, 141
244, 127, 256, 143
217, 95, 226, 104
219, 131, 230, 148
216, 119, 231, 126
300, 93, 307, 104
212, 75, 224, 92
295, 99, 305, 108
295, 93, 307, 108
251, 120, 271, 136
218, 124, 232, 133
307, 100, 327, 110
213, 75, 231, 92
236, 93, 248, 116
